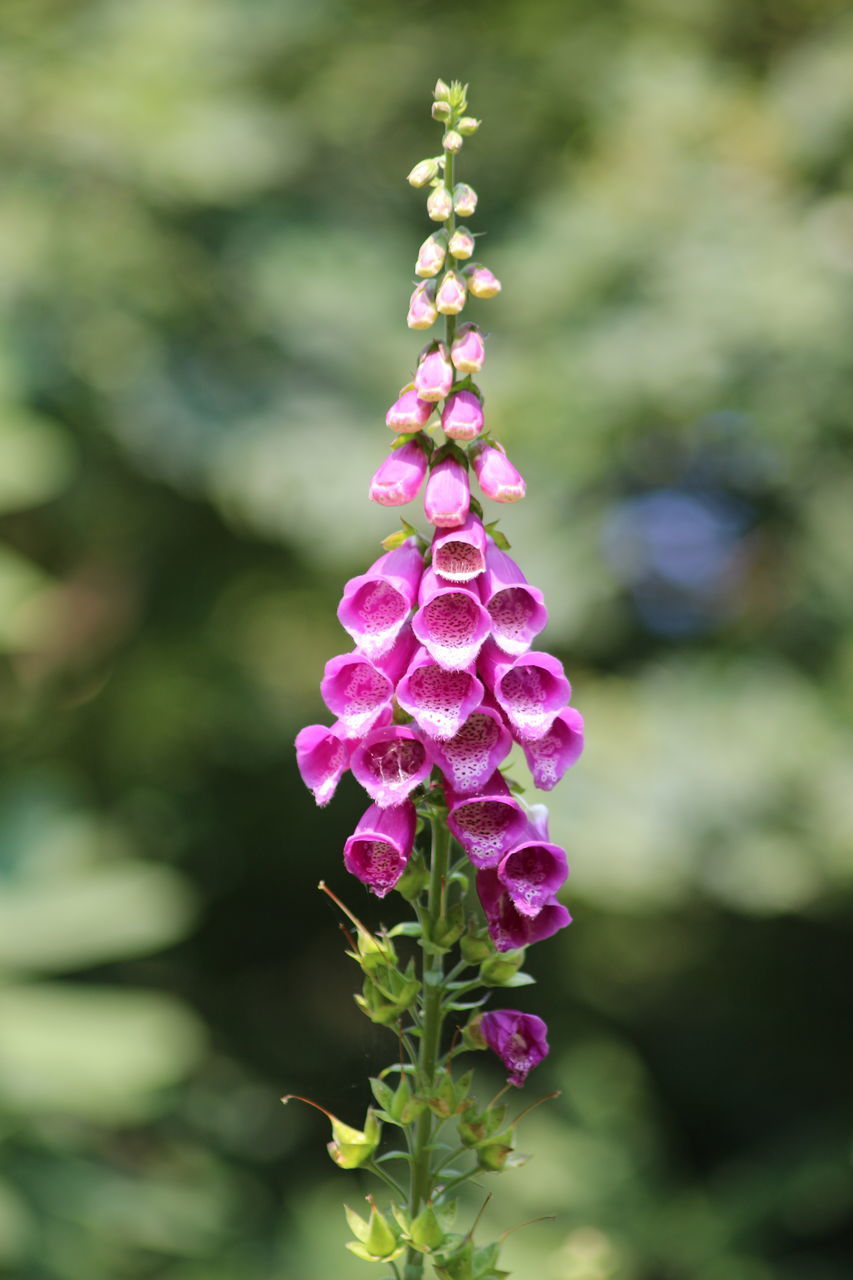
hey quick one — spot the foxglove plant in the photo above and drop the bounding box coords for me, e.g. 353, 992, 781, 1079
287, 80, 584, 1279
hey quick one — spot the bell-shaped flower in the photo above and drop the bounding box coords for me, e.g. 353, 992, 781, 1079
427, 185, 453, 221
431, 513, 487, 583
476, 868, 572, 951
522, 706, 585, 791
463, 262, 502, 298
441, 389, 484, 442
497, 825, 569, 918
295, 722, 353, 807
423, 705, 511, 794
321, 628, 415, 736
448, 227, 475, 260
480, 1010, 550, 1087
344, 800, 417, 897
450, 323, 485, 374
407, 279, 438, 330
337, 543, 423, 660
424, 456, 470, 528
470, 439, 526, 503
415, 230, 449, 278
481, 542, 548, 656
413, 567, 491, 671
386, 388, 434, 433
479, 639, 570, 741
369, 439, 429, 507
452, 182, 478, 216
396, 645, 484, 741
436, 269, 467, 315
414, 344, 454, 401
350, 724, 432, 808
445, 770, 527, 868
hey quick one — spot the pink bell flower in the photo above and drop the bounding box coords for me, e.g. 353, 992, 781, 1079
350, 724, 432, 808
424, 456, 470, 528
369, 439, 429, 507
450, 323, 485, 374
386, 388, 434, 433
479, 639, 571, 741
497, 825, 569, 918
476, 868, 572, 952
413, 567, 491, 671
344, 800, 417, 897
481, 542, 548, 656
445, 770, 527, 868
435, 270, 467, 315
463, 262, 501, 298
321, 627, 415, 736
423, 705, 511, 794
414, 344, 454, 402
337, 542, 423, 661
431, 514, 487, 583
441, 389, 484, 442
295, 722, 353, 807
407, 279, 438, 330
470, 440, 526, 503
480, 1010, 550, 1087
522, 707, 585, 791
396, 645, 484, 741
415, 231, 449, 278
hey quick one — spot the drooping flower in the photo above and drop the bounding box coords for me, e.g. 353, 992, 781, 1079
497, 825, 569, 917
350, 725, 432, 808
476, 868, 572, 951
413, 568, 491, 670
321, 628, 416, 736
395, 646, 484, 741
369, 440, 429, 507
414, 344, 454, 401
480, 640, 570, 741
407, 280, 438, 330
480, 1009, 550, 1087
522, 707, 585, 791
470, 440, 526, 503
450, 323, 485, 374
445, 770, 527, 868
463, 262, 501, 298
423, 705, 511, 794
481, 542, 548, 656
441, 389, 484, 442
386, 388, 434, 433
431, 513, 487, 583
337, 542, 423, 660
344, 801, 417, 897
295, 722, 353, 807
424, 456, 470, 528
435, 270, 467, 316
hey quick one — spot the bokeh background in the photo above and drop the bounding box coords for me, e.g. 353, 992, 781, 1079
2, 0, 853, 1276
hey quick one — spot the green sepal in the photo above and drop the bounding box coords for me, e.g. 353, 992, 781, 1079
344, 1197, 403, 1260
433, 1235, 508, 1280
479, 948, 525, 986
387, 920, 423, 939
369, 1077, 396, 1112
468, 495, 484, 520
422, 901, 466, 953
476, 1131, 515, 1171
498, 970, 536, 988
484, 521, 511, 551
425, 1068, 474, 1119
327, 1107, 381, 1169
410, 1204, 449, 1252
395, 854, 430, 901
389, 1073, 427, 1125
381, 518, 420, 552
347, 928, 397, 976
460, 927, 492, 965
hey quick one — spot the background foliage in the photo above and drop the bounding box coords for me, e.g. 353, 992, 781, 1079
1, 0, 852, 1276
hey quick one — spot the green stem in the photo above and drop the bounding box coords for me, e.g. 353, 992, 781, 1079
443, 143, 457, 354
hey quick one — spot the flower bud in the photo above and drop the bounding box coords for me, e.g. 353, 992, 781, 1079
407, 279, 438, 330
414, 343, 454, 401
450, 322, 485, 373
436, 270, 467, 315
407, 157, 439, 188
415, 230, 449, 278
426, 185, 454, 222
444, 129, 463, 153
434, 78, 452, 103
424, 456, 470, 529
470, 439, 526, 503
448, 227, 475, 260
345, 1197, 404, 1262
386, 387, 433, 433
369, 439, 429, 506
452, 182, 478, 217
463, 262, 502, 299
457, 116, 481, 136
441, 389, 484, 442
431, 100, 451, 122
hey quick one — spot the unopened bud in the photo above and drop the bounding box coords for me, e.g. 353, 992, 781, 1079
414, 343, 454, 401
434, 78, 452, 103
442, 389, 484, 442
427, 185, 454, 222
415, 230, 449, 278
444, 130, 463, 154
463, 262, 502, 299
431, 100, 451, 122
451, 322, 485, 374
435, 270, 467, 316
407, 279, 438, 330
448, 227, 475, 260
452, 183, 478, 217
457, 116, 481, 136
407, 157, 440, 188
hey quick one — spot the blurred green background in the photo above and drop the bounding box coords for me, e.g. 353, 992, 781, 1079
1, 0, 852, 1276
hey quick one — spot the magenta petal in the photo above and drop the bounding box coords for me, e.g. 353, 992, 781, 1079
413, 569, 491, 671
482, 543, 548, 656
432, 514, 487, 584
497, 831, 569, 918
450, 322, 485, 374
522, 707, 585, 791
344, 801, 416, 897
350, 725, 432, 808
471, 440, 525, 504
337, 543, 423, 660
386, 389, 434, 433
445, 771, 527, 868
424, 457, 470, 529
476, 868, 572, 951
321, 629, 415, 736
369, 440, 429, 507
423, 705, 511, 794
294, 722, 352, 807
479, 640, 571, 742
480, 1010, 549, 1087
414, 345, 454, 401
441, 390, 484, 442
396, 645, 483, 741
